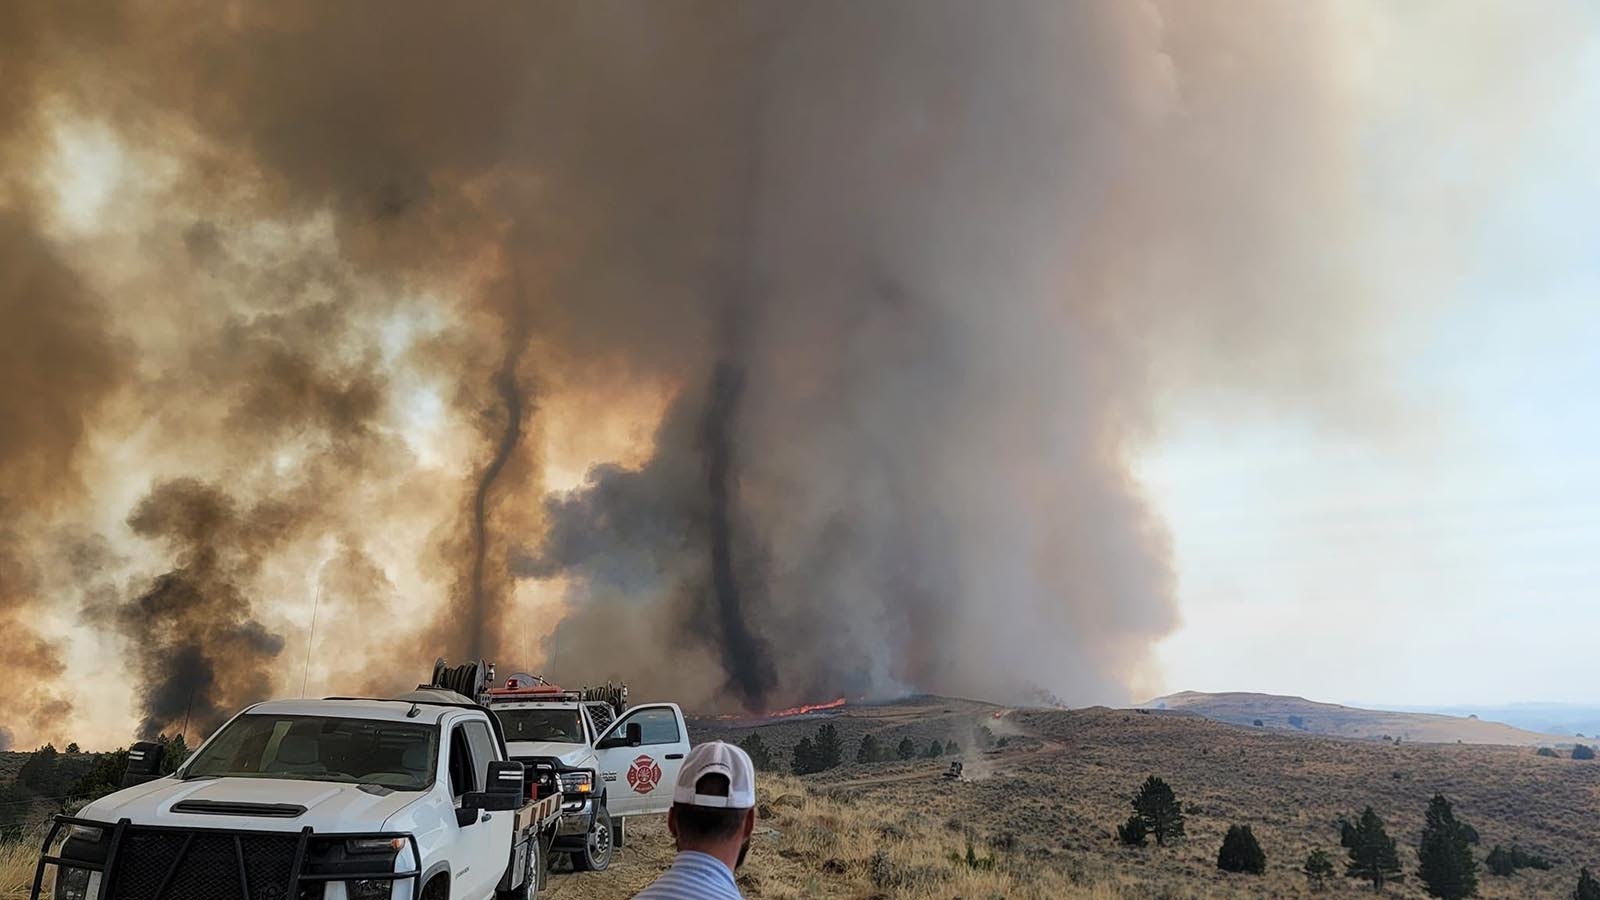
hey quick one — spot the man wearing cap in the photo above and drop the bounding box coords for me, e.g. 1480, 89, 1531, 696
632, 741, 757, 899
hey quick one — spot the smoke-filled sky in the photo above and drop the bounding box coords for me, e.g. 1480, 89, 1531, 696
1, 2, 1597, 750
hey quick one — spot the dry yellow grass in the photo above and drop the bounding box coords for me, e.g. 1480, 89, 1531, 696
0, 829, 43, 899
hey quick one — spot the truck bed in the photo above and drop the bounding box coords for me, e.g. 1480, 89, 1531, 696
518, 791, 565, 832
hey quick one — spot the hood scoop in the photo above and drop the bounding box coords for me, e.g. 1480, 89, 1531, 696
171, 799, 308, 818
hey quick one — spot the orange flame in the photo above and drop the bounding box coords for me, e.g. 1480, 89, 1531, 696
767, 697, 846, 718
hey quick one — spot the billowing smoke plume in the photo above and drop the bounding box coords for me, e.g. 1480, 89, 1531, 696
0, 1, 1582, 742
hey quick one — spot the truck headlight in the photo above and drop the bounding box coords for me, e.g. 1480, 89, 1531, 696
53, 867, 92, 900
67, 825, 104, 843
346, 838, 404, 854
558, 771, 593, 795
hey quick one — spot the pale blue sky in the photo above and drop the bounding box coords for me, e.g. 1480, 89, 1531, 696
1143, 33, 1600, 705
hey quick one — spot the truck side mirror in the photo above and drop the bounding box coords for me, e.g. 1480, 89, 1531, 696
487, 760, 524, 800
626, 723, 643, 748
121, 741, 166, 787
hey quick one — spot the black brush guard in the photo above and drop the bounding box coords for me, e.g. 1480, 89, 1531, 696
31, 814, 422, 900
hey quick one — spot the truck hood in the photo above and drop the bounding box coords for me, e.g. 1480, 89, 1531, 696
79, 777, 423, 831
506, 741, 594, 768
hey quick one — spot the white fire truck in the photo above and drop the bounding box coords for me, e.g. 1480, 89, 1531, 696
428, 660, 691, 872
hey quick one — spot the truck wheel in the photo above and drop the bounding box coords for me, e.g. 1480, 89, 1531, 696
572, 804, 613, 872
496, 837, 539, 900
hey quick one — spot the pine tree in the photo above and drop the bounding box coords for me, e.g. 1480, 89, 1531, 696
1216, 824, 1266, 874
1574, 744, 1596, 760
738, 732, 775, 771
814, 723, 843, 769
65, 743, 81, 755
944, 740, 958, 755
1117, 815, 1148, 846
1131, 776, 1186, 846
924, 739, 943, 758
1417, 794, 1478, 899
1575, 867, 1600, 900
856, 734, 881, 764
1344, 807, 1404, 890
896, 737, 917, 760
790, 737, 817, 775
1304, 849, 1336, 892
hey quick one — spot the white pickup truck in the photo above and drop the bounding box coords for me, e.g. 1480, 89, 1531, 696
481, 676, 691, 872
33, 688, 560, 900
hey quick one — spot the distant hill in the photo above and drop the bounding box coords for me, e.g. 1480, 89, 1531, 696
1142, 691, 1575, 747
1380, 702, 1600, 739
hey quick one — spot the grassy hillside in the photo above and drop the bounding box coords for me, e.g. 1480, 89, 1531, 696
1145, 691, 1574, 747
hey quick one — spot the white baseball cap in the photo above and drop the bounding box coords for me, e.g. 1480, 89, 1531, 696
673, 741, 756, 809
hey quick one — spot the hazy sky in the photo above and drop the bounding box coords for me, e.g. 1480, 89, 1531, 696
1143, 30, 1600, 705
7, 3, 1600, 753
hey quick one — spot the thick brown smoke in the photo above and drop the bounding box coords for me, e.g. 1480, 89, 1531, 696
1, 1, 1572, 744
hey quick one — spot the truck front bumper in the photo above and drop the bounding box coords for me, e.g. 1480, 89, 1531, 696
555, 795, 598, 837
32, 814, 421, 900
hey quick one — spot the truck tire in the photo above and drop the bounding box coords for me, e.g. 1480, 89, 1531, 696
571, 804, 613, 872
496, 836, 539, 900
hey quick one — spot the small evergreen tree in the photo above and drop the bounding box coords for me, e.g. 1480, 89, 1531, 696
1573, 744, 1596, 760
1304, 849, 1336, 892
924, 739, 943, 758
1344, 807, 1404, 890
1537, 747, 1559, 758
65, 742, 81, 754
790, 737, 817, 775
739, 732, 775, 771
896, 737, 917, 760
1576, 867, 1600, 900
856, 734, 881, 764
1216, 824, 1266, 874
1131, 776, 1186, 846
944, 740, 958, 755
1117, 815, 1147, 846
159, 734, 191, 774
1417, 794, 1478, 898
814, 723, 843, 769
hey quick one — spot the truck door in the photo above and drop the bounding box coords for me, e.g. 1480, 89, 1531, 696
446, 717, 514, 899
594, 704, 690, 817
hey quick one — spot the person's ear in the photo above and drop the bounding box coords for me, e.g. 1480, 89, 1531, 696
741, 807, 756, 838
667, 805, 679, 839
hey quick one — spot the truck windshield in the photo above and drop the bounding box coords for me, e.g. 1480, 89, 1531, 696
182, 715, 437, 790
496, 708, 585, 744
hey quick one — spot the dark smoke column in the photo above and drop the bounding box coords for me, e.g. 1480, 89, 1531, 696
701, 357, 777, 709
468, 297, 531, 660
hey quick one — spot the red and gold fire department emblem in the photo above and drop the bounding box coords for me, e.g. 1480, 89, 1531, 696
626, 754, 662, 794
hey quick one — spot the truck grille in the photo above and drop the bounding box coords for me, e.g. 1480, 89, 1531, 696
109, 827, 318, 900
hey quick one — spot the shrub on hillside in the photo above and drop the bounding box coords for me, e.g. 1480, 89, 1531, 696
1576, 867, 1600, 900
896, 737, 917, 760
1484, 844, 1553, 876
856, 734, 882, 764
1131, 776, 1186, 846
944, 740, 958, 755
1417, 794, 1478, 899
1573, 744, 1596, 760
1117, 815, 1148, 847
1216, 824, 1266, 874
1537, 747, 1559, 758
739, 732, 775, 771
924, 740, 943, 759
1342, 807, 1403, 890
1304, 849, 1336, 892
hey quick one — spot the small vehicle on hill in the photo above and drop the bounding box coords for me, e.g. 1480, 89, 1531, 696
427, 660, 691, 873
942, 760, 964, 780
33, 686, 560, 900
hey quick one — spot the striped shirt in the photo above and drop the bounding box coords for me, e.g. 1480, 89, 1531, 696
632, 850, 743, 899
